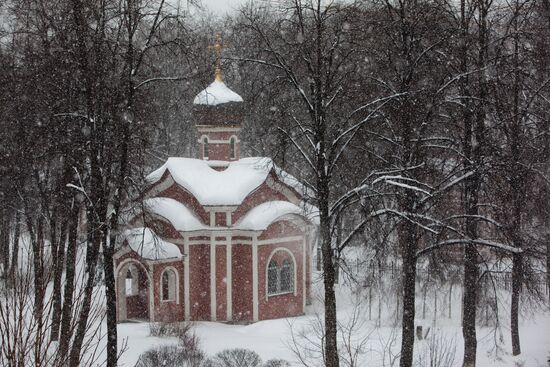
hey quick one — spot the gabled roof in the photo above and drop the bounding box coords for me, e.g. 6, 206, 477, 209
147, 157, 302, 206
234, 201, 304, 231
144, 197, 208, 231
123, 227, 182, 260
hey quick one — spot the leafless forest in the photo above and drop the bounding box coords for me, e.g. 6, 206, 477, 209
0, 0, 549, 366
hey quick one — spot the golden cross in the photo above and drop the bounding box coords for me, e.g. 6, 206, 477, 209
210, 33, 223, 81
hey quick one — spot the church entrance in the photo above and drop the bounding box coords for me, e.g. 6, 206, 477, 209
116, 260, 150, 322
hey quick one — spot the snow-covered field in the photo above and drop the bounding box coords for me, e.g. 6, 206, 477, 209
116, 282, 550, 367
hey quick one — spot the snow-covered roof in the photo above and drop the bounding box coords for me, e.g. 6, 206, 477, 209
303, 203, 320, 225
123, 227, 182, 260
193, 80, 243, 106
234, 201, 305, 231
144, 197, 208, 231
147, 157, 282, 206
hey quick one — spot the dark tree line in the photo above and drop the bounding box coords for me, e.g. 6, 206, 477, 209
0, 0, 203, 365
225, 1, 549, 367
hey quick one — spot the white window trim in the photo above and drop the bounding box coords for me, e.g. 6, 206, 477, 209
265, 247, 297, 300
229, 135, 238, 160
201, 135, 209, 160
160, 266, 179, 304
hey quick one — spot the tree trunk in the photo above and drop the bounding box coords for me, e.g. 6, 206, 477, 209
462, 172, 480, 367
461, 0, 489, 365
68, 216, 103, 366
458, 5, 476, 363
511, 253, 522, 355
67, 0, 107, 361
10, 210, 21, 279
104, 239, 118, 367
49, 208, 59, 285
509, 3, 523, 354
29, 216, 45, 365
50, 218, 68, 342
0, 209, 10, 278
57, 205, 79, 363
547, 234, 550, 303
319, 179, 339, 367
399, 212, 418, 367
462, 243, 478, 367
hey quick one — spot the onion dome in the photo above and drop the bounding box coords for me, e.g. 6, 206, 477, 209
193, 79, 244, 106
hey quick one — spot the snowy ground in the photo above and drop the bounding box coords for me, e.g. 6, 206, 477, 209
116, 282, 550, 367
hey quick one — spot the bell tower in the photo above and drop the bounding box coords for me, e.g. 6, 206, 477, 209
193, 33, 244, 162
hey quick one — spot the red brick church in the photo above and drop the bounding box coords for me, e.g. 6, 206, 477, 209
114, 60, 316, 323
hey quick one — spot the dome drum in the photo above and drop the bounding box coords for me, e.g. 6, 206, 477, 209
193, 102, 244, 127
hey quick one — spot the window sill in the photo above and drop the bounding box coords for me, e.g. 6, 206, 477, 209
267, 290, 294, 298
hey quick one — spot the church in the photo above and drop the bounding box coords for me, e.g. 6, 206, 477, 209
113, 50, 316, 323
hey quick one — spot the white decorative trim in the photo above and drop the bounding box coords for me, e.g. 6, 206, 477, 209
144, 175, 175, 198
197, 139, 240, 144
252, 235, 259, 322
187, 229, 235, 237
185, 234, 303, 246
203, 136, 210, 159
180, 229, 257, 238
143, 256, 185, 265
113, 246, 132, 260
187, 238, 253, 246
159, 266, 180, 304
229, 135, 238, 160
265, 175, 300, 205
265, 247, 298, 301
266, 290, 294, 297
210, 236, 216, 321
226, 240, 232, 321
258, 236, 303, 245
209, 212, 215, 227
196, 126, 241, 133
184, 242, 190, 320
187, 239, 212, 246
204, 206, 238, 212
226, 211, 232, 226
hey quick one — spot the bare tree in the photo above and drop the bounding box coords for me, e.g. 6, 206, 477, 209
235, 2, 408, 366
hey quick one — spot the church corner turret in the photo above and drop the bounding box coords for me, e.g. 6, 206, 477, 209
192, 33, 244, 162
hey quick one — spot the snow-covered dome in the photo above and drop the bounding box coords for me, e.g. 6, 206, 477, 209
193, 79, 243, 106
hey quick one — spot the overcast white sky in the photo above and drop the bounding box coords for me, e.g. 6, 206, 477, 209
194, 0, 251, 15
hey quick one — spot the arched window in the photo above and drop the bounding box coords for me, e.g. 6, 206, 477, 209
268, 260, 278, 294
267, 254, 295, 296
229, 137, 236, 159
125, 264, 139, 296
203, 137, 209, 159
161, 268, 177, 302
280, 259, 294, 293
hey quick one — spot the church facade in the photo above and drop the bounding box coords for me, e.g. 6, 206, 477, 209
113, 69, 316, 323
